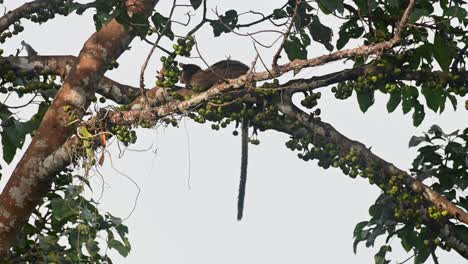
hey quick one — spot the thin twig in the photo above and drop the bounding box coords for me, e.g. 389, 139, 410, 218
397, 254, 415, 264
272, 0, 300, 68
213, 10, 284, 48
253, 42, 274, 78
185, 0, 208, 37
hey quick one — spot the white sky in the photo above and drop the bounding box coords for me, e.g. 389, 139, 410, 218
1, 1, 467, 263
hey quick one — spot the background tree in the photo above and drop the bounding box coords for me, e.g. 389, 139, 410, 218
0, 0, 467, 263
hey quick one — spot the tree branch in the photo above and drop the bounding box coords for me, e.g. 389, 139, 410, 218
274, 96, 468, 225
3, 56, 141, 104
272, 98, 468, 258
0, 0, 65, 33
272, 0, 299, 68
0, 0, 159, 254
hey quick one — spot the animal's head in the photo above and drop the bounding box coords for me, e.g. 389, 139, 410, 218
179, 63, 202, 85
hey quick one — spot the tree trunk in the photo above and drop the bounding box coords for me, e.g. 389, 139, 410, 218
0, 0, 157, 254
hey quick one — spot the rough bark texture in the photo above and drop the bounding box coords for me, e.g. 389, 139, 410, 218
5, 55, 468, 107
274, 97, 468, 258
276, 97, 468, 223
0, 0, 157, 254
4, 56, 142, 104
1, 0, 466, 258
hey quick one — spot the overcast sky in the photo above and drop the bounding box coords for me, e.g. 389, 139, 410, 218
1, 1, 466, 263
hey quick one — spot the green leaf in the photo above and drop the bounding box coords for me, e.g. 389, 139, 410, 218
428, 124, 444, 136
108, 214, 123, 226
366, 226, 385, 247
38, 235, 59, 251
444, 6, 467, 22
414, 247, 431, 264
356, 90, 375, 112
109, 239, 130, 257
433, 33, 454, 71
1, 118, 32, 164
1, 129, 16, 164
353, 221, 369, 238
412, 103, 425, 127
374, 245, 391, 264
318, 0, 344, 14
421, 85, 444, 112
129, 13, 150, 38
409, 136, 427, 148
387, 0, 399, 8
337, 19, 364, 50
273, 9, 288, 19
447, 94, 457, 110
300, 31, 311, 46
86, 240, 100, 257
386, 92, 401, 113
190, 0, 202, 10
409, 8, 431, 23
308, 16, 333, 51
402, 86, 418, 114
400, 238, 413, 253
50, 198, 76, 221
353, 234, 367, 254
210, 10, 238, 37
453, 225, 468, 243
284, 36, 307, 61
150, 13, 175, 40
80, 126, 93, 139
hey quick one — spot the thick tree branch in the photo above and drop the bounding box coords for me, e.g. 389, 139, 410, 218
0, 0, 65, 32
279, 67, 468, 93
3, 56, 141, 104
104, 58, 468, 227
6, 55, 468, 107
274, 97, 468, 224
0, 0, 158, 254
270, 102, 468, 258
133, 0, 417, 99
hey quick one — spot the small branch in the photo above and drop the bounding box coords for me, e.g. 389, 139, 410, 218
106, 0, 418, 125
272, 0, 300, 68
397, 254, 415, 264
252, 42, 274, 78
142, 38, 172, 55
236, 2, 290, 29
3, 56, 141, 104
185, 0, 208, 37
431, 251, 440, 264
213, 10, 284, 48
365, 0, 374, 36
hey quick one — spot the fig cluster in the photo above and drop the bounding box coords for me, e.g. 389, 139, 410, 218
157, 37, 195, 88
157, 55, 180, 87
173, 36, 194, 57
111, 125, 137, 146
300, 92, 321, 109
0, 23, 24, 43
107, 60, 119, 71
24, 1, 69, 24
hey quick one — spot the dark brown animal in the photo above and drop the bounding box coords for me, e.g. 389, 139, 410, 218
180, 59, 251, 221
180, 60, 249, 89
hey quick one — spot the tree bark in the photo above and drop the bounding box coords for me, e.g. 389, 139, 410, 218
0, 0, 157, 254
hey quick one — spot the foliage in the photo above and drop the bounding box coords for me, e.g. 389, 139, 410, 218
1, 0, 468, 263
5, 170, 131, 263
